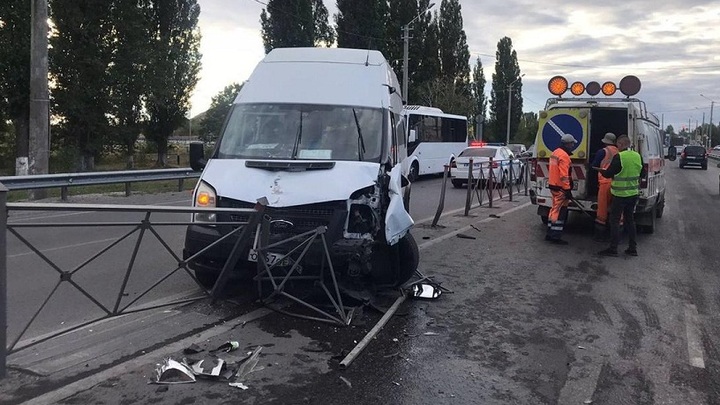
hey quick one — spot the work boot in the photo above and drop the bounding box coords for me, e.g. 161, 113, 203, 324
597, 247, 618, 257
624, 247, 638, 256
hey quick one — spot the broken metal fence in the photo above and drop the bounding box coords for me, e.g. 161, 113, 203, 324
0, 186, 353, 379
431, 157, 530, 227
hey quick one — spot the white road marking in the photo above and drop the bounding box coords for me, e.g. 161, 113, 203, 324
677, 219, 685, 236
684, 304, 706, 369
557, 360, 603, 405
418, 202, 532, 250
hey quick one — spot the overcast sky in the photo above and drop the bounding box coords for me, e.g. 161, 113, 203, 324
193, 0, 720, 133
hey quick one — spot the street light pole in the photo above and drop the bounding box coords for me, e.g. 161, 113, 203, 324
506, 74, 524, 145
701, 94, 715, 148
402, 3, 435, 104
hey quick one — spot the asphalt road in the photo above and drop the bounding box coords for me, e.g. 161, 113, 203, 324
7, 161, 720, 404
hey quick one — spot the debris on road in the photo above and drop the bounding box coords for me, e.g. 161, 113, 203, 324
153, 358, 196, 384
410, 281, 442, 300
578, 345, 586, 350
423, 332, 440, 336
189, 357, 226, 378
183, 344, 203, 355
234, 346, 264, 382
211, 341, 240, 353
489, 214, 501, 218
229, 382, 250, 390
456, 233, 477, 240
340, 376, 352, 388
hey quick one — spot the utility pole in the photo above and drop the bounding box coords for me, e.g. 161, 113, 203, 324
29, 0, 50, 198
506, 74, 524, 145
710, 101, 714, 147
402, 24, 410, 104
401, 3, 435, 105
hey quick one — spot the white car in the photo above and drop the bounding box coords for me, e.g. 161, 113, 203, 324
451, 145, 523, 188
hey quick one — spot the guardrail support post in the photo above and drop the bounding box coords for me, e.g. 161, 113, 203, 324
0, 183, 7, 378
431, 165, 449, 227
464, 158, 474, 216
61, 186, 68, 201
178, 179, 184, 192
124, 182, 131, 197
488, 157, 494, 208
509, 162, 514, 202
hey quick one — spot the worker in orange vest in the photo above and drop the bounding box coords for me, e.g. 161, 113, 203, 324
545, 134, 577, 244
591, 133, 619, 240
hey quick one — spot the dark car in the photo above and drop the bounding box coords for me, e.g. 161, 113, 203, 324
679, 145, 708, 170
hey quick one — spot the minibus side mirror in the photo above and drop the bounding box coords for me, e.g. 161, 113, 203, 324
189, 142, 207, 171
408, 129, 417, 143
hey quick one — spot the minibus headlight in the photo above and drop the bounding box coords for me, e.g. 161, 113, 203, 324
194, 181, 217, 223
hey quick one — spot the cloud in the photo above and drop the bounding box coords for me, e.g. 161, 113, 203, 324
192, 0, 720, 130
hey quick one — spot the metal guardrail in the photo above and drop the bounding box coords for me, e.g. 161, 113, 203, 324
0, 168, 200, 200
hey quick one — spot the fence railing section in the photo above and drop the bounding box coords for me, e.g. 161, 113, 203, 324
0, 168, 200, 200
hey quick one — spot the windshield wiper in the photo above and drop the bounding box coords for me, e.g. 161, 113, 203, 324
291, 111, 303, 159
352, 108, 366, 161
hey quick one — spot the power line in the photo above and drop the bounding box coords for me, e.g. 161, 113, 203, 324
476, 52, 720, 72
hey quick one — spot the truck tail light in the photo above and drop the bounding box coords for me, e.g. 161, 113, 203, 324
530, 158, 537, 181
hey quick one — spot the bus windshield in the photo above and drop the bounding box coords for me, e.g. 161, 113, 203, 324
217, 103, 384, 162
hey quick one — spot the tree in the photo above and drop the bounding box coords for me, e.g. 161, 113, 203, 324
260, 0, 335, 54
198, 82, 244, 143
416, 77, 472, 117
50, 0, 114, 171
0, 0, 31, 173
108, 0, 151, 169
515, 112, 538, 145
489, 36, 523, 143
335, 0, 388, 51
144, 0, 202, 167
438, 0, 470, 93
470, 57, 487, 139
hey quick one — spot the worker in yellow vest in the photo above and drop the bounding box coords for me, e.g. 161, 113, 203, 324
591, 133, 619, 240
597, 135, 646, 256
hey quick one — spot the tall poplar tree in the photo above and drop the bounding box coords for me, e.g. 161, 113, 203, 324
0, 0, 30, 172
471, 57, 487, 138
438, 0, 470, 92
50, 0, 114, 170
260, 0, 335, 54
144, 0, 202, 167
489, 36, 523, 143
335, 0, 388, 51
108, 0, 151, 168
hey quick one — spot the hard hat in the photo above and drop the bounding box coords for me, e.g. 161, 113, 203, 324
601, 133, 616, 144
561, 134, 576, 144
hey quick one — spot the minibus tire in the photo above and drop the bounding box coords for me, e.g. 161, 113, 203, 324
395, 233, 419, 286
194, 270, 218, 289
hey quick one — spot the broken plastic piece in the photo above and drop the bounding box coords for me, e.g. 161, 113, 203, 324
211, 341, 240, 353
340, 376, 352, 388
410, 282, 442, 300
234, 346, 263, 382
229, 382, 250, 390
456, 233, 477, 240
183, 343, 203, 355
154, 358, 196, 384
190, 357, 226, 378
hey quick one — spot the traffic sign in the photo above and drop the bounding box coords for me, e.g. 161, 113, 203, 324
541, 113, 583, 152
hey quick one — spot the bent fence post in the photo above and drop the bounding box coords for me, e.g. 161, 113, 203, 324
0, 183, 7, 378
431, 165, 449, 227
509, 161, 514, 202
464, 158, 474, 216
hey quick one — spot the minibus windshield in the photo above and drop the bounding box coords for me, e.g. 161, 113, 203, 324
217, 103, 383, 162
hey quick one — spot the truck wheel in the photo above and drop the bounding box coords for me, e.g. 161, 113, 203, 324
408, 162, 419, 182
656, 195, 665, 219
